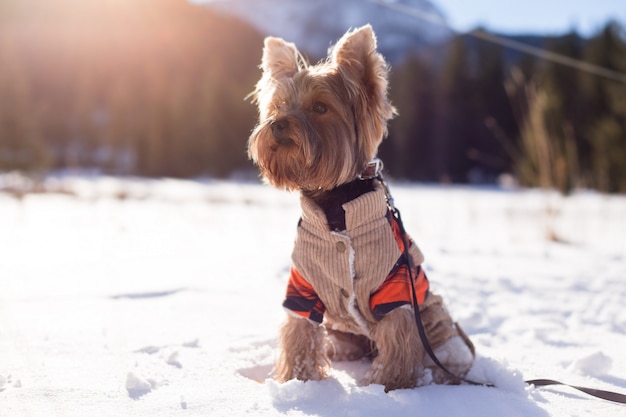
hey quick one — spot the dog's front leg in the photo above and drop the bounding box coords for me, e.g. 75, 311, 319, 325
365, 307, 425, 391
275, 315, 330, 382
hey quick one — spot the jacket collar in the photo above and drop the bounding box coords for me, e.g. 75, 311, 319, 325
300, 181, 388, 232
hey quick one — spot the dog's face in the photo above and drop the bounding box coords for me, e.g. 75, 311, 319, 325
248, 25, 396, 193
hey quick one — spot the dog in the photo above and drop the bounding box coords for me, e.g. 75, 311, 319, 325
248, 25, 474, 391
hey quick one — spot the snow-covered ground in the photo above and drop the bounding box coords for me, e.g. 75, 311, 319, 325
1, 175, 625, 417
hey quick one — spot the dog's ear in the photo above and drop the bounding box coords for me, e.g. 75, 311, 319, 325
332, 25, 378, 74
331, 25, 396, 158
261, 37, 303, 80
331, 24, 394, 117
331, 25, 388, 90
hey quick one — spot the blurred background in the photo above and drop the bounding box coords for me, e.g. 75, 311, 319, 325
0, 0, 625, 193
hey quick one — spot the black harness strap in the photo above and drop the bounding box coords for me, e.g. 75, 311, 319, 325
374, 171, 626, 405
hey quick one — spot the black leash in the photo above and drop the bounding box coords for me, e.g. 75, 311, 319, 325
372, 167, 626, 405
526, 379, 626, 404
390, 199, 493, 388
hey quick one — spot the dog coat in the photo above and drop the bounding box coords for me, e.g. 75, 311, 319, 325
284, 182, 429, 336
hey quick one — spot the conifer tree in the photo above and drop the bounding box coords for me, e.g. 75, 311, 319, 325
471, 34, 514, 182
580, 22, 626, 192
386, 53, 436, 180
435, 35, 475, 182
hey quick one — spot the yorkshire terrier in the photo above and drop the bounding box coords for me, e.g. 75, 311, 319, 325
248, 25, 474, 391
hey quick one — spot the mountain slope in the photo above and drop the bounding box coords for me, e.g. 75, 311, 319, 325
208, 0, 452, 62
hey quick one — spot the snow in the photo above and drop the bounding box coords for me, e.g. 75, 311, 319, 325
1, 175, 626, 416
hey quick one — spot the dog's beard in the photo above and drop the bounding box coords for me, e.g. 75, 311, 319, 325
248, 110, 362, 193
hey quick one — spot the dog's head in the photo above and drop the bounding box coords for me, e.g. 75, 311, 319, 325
248, 25, 396, 193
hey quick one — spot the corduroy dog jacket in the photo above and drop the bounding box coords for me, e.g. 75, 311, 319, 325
283, 182, 429, 336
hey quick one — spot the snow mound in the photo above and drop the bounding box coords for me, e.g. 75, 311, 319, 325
467, 356, 526, 393
125, 372, 153, 399
568, 351, 613, 377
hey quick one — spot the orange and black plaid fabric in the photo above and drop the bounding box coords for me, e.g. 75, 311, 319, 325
370, 263, 429, 320
283, 209, 429, 323
283, 266, 327, 323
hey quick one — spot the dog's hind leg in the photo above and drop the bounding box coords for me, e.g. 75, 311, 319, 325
419, 294, 475, 384
275, 315, 330, 382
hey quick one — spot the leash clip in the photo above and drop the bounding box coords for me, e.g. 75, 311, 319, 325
358, 158, 396, 211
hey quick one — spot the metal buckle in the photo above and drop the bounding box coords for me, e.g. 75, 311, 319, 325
357, 158, 383, 180
358, 158, 396, 210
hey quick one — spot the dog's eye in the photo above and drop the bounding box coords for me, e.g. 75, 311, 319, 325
312, 102, 327, 114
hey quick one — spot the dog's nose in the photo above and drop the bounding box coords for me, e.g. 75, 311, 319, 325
270, 119, 293, 145
271, 119, 288, 135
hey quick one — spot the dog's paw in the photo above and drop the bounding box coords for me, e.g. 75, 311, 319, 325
290, 356, 331, 382
363, 361, 426, 392
276, 349, 330, 382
